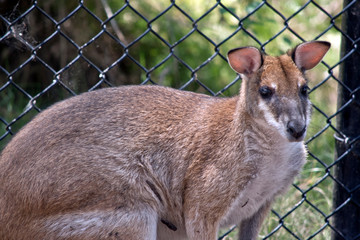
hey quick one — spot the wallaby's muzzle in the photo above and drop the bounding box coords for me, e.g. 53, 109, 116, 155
286, 120, 306, 141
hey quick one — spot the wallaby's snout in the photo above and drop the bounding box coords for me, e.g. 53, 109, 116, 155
287, 119, 306, 141
283, 97, 310, 142
257, 92, 311, 142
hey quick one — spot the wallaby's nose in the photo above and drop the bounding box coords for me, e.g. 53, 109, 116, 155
287, 120, 306, 140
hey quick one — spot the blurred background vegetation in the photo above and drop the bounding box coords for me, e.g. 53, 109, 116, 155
0, 0, 343, 239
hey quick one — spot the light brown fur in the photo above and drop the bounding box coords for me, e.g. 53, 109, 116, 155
0, 41, 330, 240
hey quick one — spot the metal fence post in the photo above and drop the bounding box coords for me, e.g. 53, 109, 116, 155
333, 1, 360, 239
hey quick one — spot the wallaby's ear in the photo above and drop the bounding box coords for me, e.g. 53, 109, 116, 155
227, 47, 262, 75
292, 41, 331, 71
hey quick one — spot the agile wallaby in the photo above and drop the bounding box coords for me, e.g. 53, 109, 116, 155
0, 41, 330, 240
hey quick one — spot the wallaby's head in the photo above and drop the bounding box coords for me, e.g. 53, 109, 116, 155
228, 41, 330, 142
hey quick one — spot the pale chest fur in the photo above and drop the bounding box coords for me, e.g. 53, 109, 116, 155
220, 140, 306, 227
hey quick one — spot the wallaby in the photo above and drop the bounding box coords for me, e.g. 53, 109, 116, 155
0, 41, 330, 240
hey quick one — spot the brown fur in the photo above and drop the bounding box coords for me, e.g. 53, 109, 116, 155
0, 41, 330, 240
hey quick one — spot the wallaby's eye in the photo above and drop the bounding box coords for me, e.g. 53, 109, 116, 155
259, 86, 273, 99
300, 85, 310, 97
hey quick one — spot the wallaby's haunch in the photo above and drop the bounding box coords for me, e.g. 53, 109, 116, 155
0, 41, 330, 240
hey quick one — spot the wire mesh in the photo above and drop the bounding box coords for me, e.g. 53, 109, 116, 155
1, 0, 359, 239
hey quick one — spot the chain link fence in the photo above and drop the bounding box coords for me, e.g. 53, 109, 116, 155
1, 0, 359, 239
